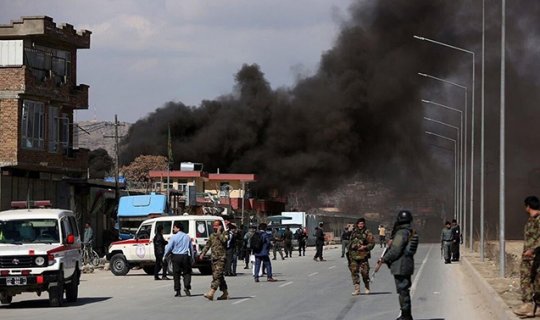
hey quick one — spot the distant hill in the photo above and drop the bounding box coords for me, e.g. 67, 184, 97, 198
74, 120, 131, 157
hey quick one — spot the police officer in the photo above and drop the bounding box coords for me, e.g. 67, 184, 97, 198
347, 218, 375, 295
163, 222, 192, 297
313, 222, 325, 261
153, 225, 169, 280
380, 210, 418, 320
199, 220, 229, 301
440, 221, 453, 264
450, 219, 462, 261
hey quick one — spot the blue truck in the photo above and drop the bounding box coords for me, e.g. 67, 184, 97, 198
117, 193, 169, 239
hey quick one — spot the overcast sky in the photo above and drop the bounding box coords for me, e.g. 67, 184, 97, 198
1, 0, 351, 123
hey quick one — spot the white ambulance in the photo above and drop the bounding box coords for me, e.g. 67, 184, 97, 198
106, 215, 226, 276
0, 207, 82, 307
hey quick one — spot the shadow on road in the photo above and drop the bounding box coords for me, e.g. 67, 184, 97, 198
2, 296, 111, 308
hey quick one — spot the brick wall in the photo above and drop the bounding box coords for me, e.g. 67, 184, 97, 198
0, 98, 19, 165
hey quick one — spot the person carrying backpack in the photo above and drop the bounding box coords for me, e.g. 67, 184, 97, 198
253, 223, 277, 283
379, 210, 419, 320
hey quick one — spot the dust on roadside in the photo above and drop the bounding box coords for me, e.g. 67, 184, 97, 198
464, 240, 523, 311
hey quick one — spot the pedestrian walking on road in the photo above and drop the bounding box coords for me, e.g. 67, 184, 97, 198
378, 224, 387, 248
253, 223, 278, 283
163, 222, 192, 297
243, 226, 255, 269
450, 219, 462, 261
296, 227, 307, 256
199, 220, 230, 301
379, 210, 419, 320
272, 228, 285, 260
283, 226, 293, 258
440, 221, 453, 264
341, 226, 352, 258
153, 225, 169, 280
224, 223, 237, 276
513, 196, 540, 318
347, 218, 375, 295
313, 222, 325, 261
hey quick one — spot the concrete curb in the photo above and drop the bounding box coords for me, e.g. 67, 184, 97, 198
462, 255, 521, 320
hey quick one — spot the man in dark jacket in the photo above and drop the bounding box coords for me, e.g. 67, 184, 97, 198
254, 223, 278, 282
313, 222, 326, 261
380, 210, 417, 320
153, 225, 169, 280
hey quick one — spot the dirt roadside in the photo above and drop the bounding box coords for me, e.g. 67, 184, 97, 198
463, 240, 524, 318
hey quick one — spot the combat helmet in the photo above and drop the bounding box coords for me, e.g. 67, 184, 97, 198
396, 210, 413, 224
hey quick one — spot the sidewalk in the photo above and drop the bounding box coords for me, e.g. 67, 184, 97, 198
462, 242, 523, 320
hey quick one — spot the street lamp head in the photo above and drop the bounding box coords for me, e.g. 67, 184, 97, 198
418, 72, 428, 77
413, 35, 425, 41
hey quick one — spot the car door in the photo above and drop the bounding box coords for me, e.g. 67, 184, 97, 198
125, 222, 153, 262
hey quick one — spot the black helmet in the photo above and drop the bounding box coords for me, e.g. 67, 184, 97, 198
396, 210, 413, 224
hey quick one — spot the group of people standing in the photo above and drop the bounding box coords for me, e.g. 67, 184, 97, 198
150, 213, 418, 320
342, 211, 418, 320
440, 219, 462, 264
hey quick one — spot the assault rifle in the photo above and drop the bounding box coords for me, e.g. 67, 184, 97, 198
371, 240, 392, 280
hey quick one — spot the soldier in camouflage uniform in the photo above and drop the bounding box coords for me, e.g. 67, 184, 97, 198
199, 220, 230, 301
347, 218, 375, 295
514, 196, 540, 317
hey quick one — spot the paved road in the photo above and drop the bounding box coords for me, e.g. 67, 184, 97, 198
1, 244, 497, 320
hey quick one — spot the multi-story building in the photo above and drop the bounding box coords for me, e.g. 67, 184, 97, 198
149, 162, 285, 221
0, 16, 91, 209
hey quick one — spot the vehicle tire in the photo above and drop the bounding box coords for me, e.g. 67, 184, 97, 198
142, 265, 155, 275
65, 269, 79, 303
167, 256, 173, 274
198, 266, 212, 275
0, 293, 12, 305
48, 271, 64, 307
110, 254, 130, 276
91, 252, 101, 267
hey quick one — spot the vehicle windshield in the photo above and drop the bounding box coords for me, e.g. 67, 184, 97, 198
0, 219, 60, 244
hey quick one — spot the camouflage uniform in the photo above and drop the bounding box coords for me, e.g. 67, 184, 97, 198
347, 227, 375, 290
521, 215, 540, 302
200, 231, 229, 291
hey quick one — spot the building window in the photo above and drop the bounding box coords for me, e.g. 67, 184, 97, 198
21, 100, 44, 149
24, 43, 71, 85
48, 107, 70, 153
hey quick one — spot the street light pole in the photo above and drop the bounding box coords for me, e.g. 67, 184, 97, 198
425, 131, 458, 221
415, 36, 476, 251
499, 0, 506, 278
418, 73, 467, 240
424, 117, 461, 222
421, 99, 464, 226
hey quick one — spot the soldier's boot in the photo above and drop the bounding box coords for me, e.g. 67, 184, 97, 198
513, 302, 534, 317
204, 288, 216, 301
365, 284, 370, 295
352, 284, 360, 296
216, 290, 229, 300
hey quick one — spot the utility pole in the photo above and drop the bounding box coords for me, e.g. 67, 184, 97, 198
104, 115, 125, 203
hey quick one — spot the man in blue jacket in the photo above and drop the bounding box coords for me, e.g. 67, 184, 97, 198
253, 223, 278, 283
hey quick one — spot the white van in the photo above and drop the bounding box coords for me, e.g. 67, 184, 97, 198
0, 208, 82, 307
106, 215, 225, 276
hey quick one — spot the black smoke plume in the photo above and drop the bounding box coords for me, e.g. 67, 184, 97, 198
120, 1, 540, 238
